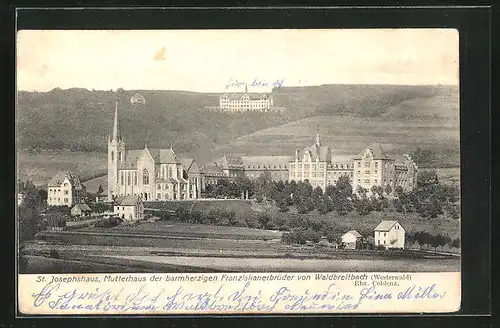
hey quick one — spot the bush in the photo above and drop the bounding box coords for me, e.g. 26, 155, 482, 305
257, 214, 272, 229
244, 216, 260, 229
282, 229, 321, 245
278, 224, 291, 231
94, 217, 122, 228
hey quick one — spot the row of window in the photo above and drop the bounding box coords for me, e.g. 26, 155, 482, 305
49, 188, 69, 195
48, 197, 69, 203
247, 164, 287, 169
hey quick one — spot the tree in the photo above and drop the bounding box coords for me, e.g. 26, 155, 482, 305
417, 170, 439, 188
336, 176, 353, 198
257, 214, 271, 230
18, 181, 42, 243
371, 185, 384, 199
411, 147, 436, 166
97, 184, 104, 195
384, 184, 393, 197
450, 238, 460, 249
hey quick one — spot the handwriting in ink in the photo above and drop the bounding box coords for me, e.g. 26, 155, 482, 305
224, 78, 284, 90
31, 282, 447, 313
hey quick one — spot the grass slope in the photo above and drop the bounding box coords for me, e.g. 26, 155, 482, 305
17, 150, 107, 186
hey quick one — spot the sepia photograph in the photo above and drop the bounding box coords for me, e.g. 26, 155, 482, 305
16, 28, 461, 276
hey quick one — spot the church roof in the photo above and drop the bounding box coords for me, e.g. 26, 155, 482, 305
48, 171, 84, 188
119, 149, 144, 169
354, 143, 392, 160
147, 148, 181, 164
181, 158, 203, 174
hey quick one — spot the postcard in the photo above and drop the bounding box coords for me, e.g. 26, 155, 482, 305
16, 28, 461, 315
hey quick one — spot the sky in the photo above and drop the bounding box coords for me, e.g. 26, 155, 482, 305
17, 29, 459, 93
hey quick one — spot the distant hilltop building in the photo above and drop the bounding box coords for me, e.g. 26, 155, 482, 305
130, 93, 146, 105
206, 85, 285, 113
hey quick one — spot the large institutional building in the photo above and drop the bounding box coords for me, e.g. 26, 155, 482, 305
207, 85, 285, 113
288, 128, 418, 194
47, 171, 86, 206
107, 102, 417, 202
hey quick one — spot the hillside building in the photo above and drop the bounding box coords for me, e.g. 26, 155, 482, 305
374, 220, 405, 249
213, 85, 285, 113
114, 195, 144, 221
287, 127, 418, 195
107, 102, 203, 202
47, 171, 86, 207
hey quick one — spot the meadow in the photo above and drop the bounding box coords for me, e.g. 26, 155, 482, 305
17, 150, 107, 187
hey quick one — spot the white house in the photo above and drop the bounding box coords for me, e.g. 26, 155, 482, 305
374, 220, 405, 249
341, 230, 363, 250
47, 171, 86, 207
71, 203, 92, 217
113, 195, 144, 221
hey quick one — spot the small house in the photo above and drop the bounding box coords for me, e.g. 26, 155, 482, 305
341, 230, 363, 250
374, 220, 405, 249
70, 203, 92, 217
113, 195, 144, 221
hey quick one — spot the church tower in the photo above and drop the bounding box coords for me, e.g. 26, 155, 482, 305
108, 101, 126, 201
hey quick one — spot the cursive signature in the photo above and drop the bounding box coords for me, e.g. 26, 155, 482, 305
224, 78, 284, 90
30, 282, 447, 313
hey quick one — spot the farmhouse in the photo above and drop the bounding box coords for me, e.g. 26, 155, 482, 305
341, 230, 363, 250
70, 203, 92, 217
374, 220, 405, 249
113, 195, 144, 221
47, 171, 86, 207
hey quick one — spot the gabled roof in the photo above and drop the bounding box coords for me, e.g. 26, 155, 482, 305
304, 143, 331, 162
343, 230, 363, 238
354, 143, 393, 160
72, 203, 92, 212
115, 195, 142, 206
180, 158, 194, 171
48, 171, 84, 188
374, 220, 400, 231
147, 148, 181, 164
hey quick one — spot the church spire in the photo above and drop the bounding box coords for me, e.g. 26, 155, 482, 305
112, 101, 121, 142
315, 124, 321, 146
245, 83, 248, 94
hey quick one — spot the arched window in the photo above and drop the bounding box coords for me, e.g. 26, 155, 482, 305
120, 172, 124, 185
168, 167, 172, 178
111, 151, 114, 161
127, 172, 131, 185
134, 172, 137, 185
118, 151, 122, 162
143, 169, 150, 185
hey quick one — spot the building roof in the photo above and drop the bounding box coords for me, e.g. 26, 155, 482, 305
343, 230, 363, 238
115, 195, 142, 206
72, 203, 92, 212
221, 154, 244, 168
331, 155, 355, 164
203, 163, 225, 176
374, 220, 400, 231
354, 143, 393, 160
180, 158, 194, 171
241, 156, 293, 169
147, 148, 181, 164
120, 149, 144, 169
221, 93, 270, 101
304, 143, 331, 162
47, 171, 84, 188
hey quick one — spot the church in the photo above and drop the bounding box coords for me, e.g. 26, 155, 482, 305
107, 102, 203, 202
